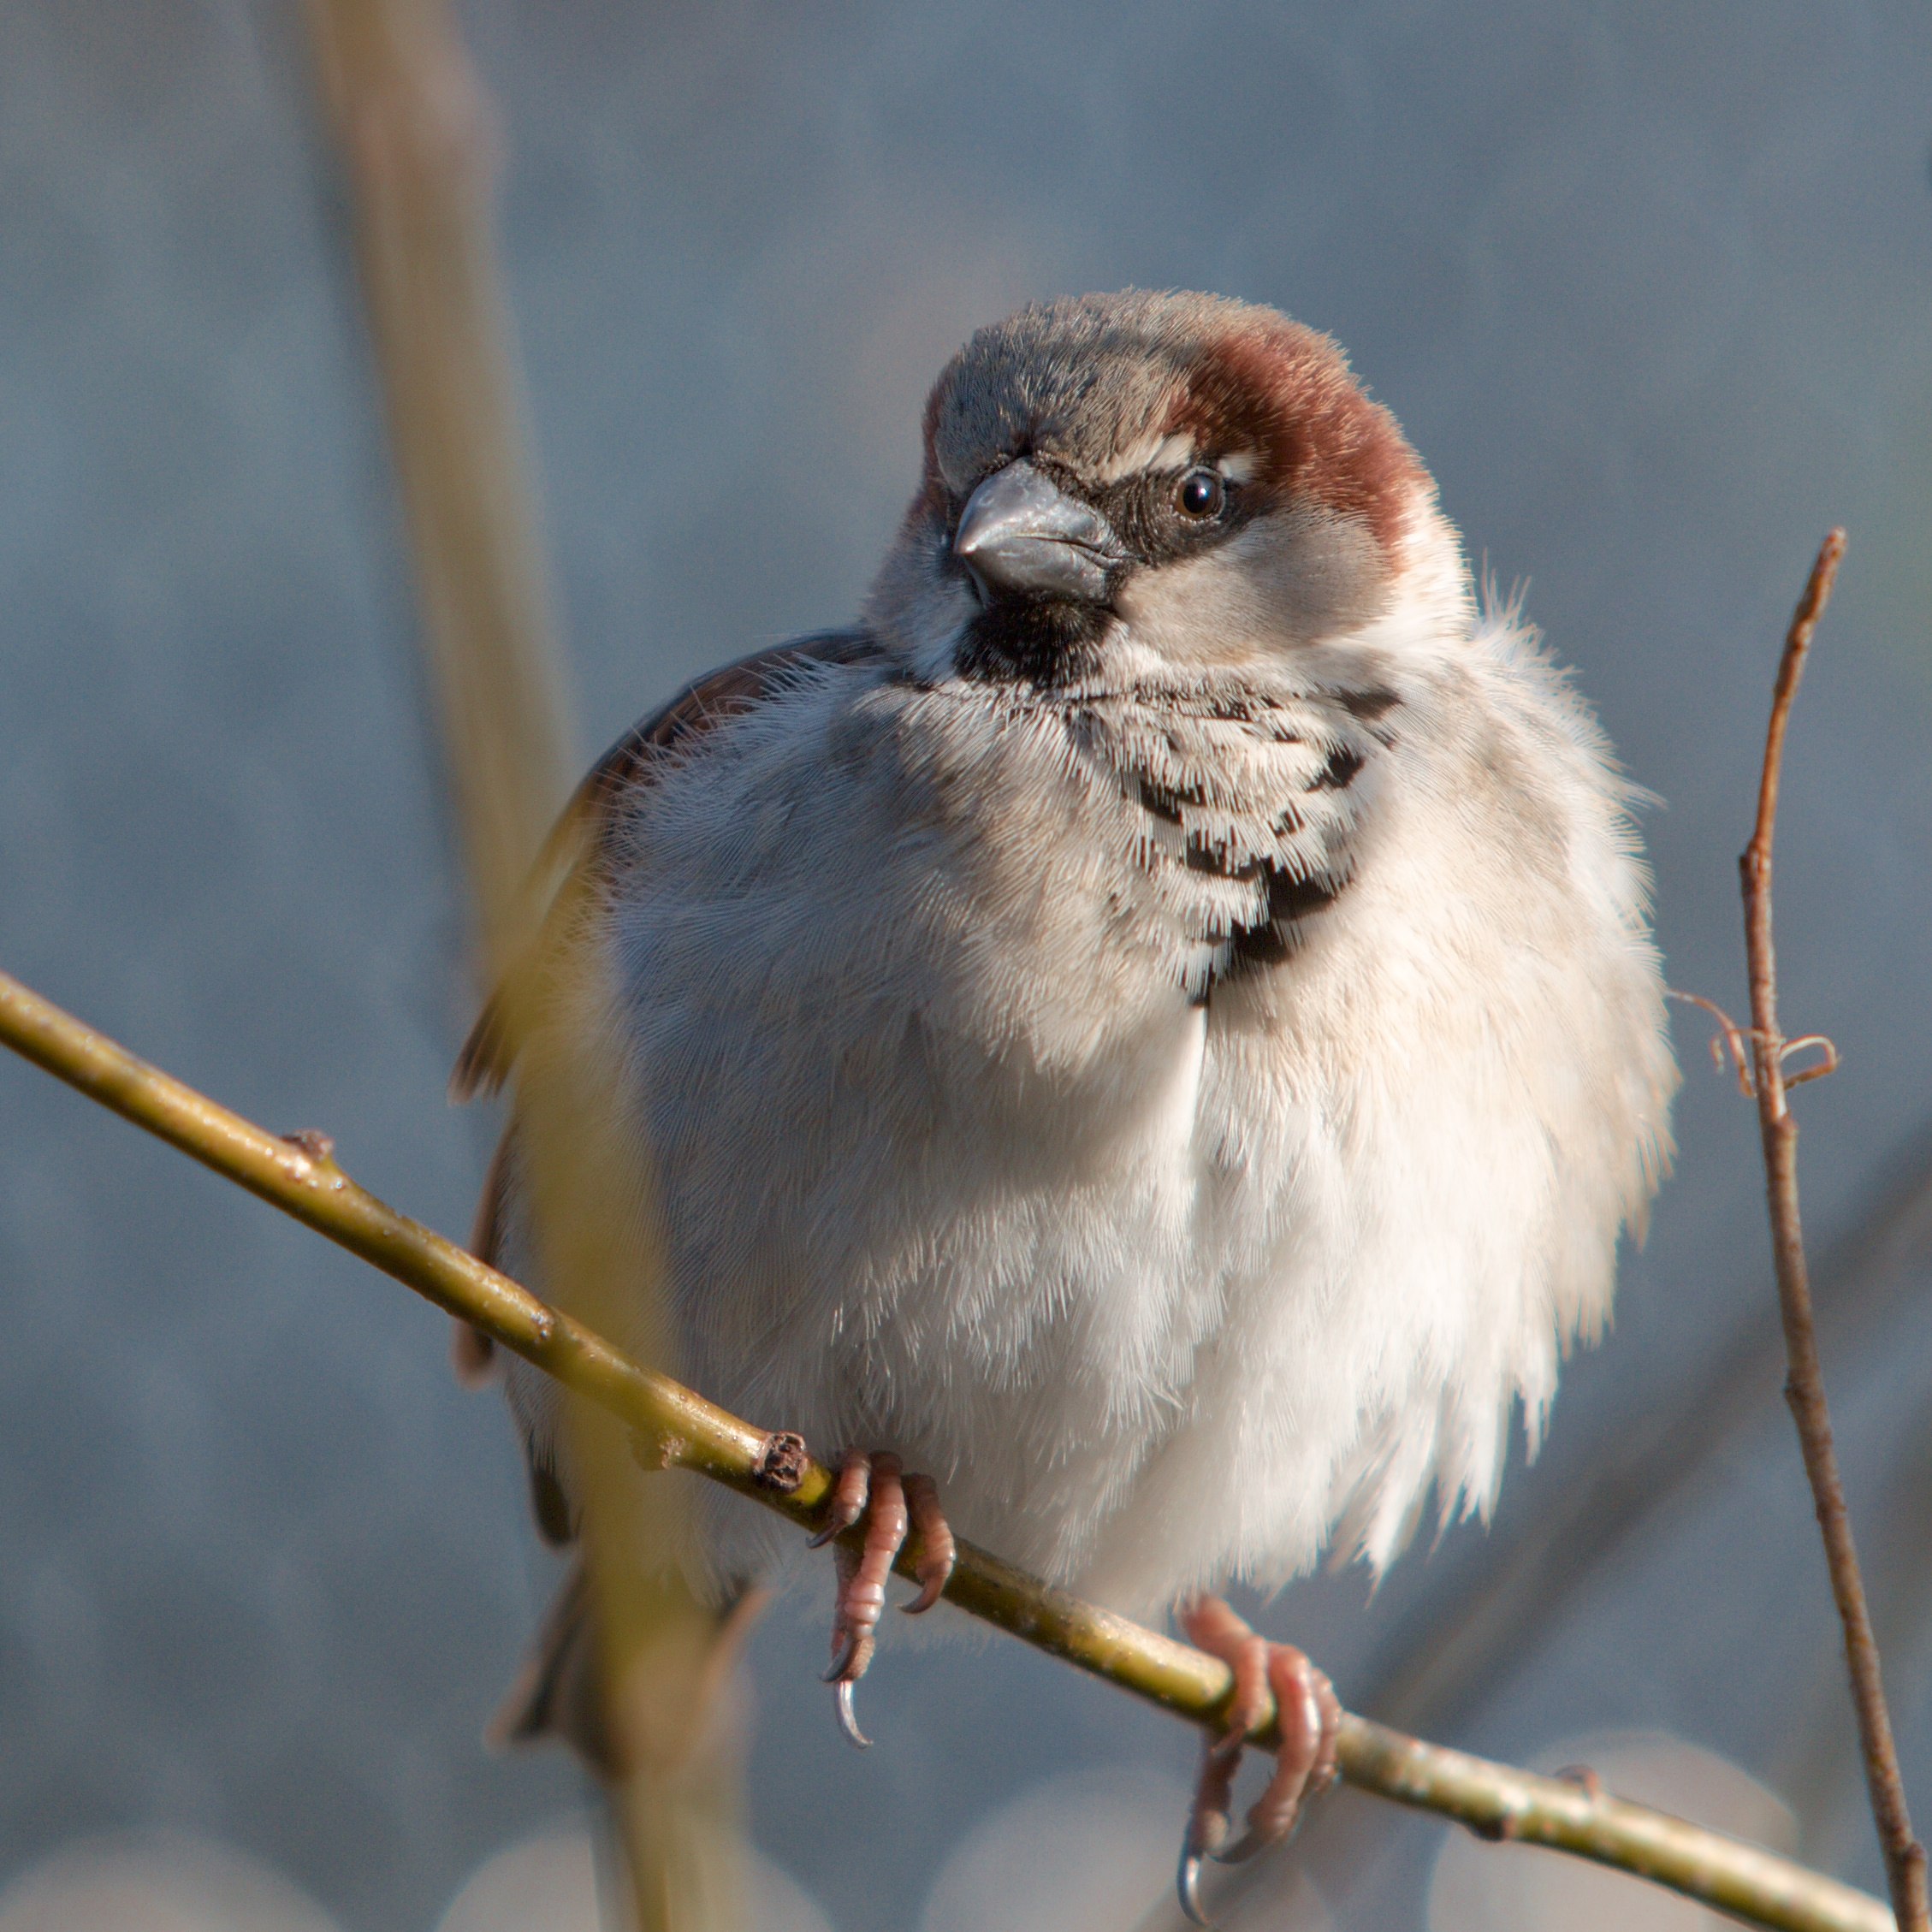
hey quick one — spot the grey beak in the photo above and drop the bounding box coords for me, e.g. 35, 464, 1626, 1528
952, 460, 1122, 603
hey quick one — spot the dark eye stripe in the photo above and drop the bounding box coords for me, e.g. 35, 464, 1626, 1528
1080, 463, 1253, 568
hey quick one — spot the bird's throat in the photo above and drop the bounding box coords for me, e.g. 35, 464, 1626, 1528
954, 594, 1114, 689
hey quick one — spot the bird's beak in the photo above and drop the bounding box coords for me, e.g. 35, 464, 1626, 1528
952, 459, 1123, 603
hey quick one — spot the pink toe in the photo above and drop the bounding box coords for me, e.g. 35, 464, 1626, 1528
1242, 1645, 1325, 1844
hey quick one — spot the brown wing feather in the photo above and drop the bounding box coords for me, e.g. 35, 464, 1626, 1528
449, 628, 881, 1102
447, 627, 883, 1538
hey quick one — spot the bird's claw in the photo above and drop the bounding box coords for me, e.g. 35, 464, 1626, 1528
1172, 1597, 1341, 1927
831, 1677, 870, 1749
901, 1471, 956, 1615
815, 1449, 956, 1749
1175, 1828, 1276, 1932
1176, 1846, 1212, 1929
808, 1449, 873, 1549
821, 1629, 862, 1685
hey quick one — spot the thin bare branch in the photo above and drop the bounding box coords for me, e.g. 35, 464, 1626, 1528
0, 964, 1901, 1932
1740, 528, 1927, 1932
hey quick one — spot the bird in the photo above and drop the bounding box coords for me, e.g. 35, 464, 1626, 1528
451, 287, 1678, 1920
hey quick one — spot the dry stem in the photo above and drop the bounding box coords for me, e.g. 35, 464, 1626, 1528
304, 0, 571, 953
1740, 529, 1928, 1932
302, 6, 726, 1924
0, 963, 1899, 1932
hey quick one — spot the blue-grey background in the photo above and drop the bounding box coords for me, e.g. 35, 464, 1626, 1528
2, 3, 1929, 1929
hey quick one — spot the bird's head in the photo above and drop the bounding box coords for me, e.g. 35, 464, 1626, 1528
868, 290, 1461, 689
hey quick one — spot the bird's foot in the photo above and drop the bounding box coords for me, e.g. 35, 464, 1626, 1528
809, 1449, 956, 1748
1174, 1596, 1341, 1928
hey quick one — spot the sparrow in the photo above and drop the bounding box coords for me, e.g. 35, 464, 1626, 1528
452, 289, 1677, 1918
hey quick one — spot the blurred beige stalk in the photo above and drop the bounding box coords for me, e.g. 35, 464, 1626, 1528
301, 5, 738, 1929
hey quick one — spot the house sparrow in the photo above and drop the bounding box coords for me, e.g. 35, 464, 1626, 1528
453, 289, 1676, 1917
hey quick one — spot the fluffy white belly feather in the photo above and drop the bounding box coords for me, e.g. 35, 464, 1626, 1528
548, 615, 1675, 1623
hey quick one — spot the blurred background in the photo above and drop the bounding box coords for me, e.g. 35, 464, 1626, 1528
2, 3, 1929, 1929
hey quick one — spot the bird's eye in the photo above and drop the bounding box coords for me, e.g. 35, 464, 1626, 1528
1174, 467, 1225, 520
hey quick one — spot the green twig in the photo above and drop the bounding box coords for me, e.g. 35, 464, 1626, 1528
0, 964, 1897, 1932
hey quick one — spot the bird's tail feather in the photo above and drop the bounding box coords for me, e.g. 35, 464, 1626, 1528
488, 1558, 620, 1776
489, 1562, 771, 1784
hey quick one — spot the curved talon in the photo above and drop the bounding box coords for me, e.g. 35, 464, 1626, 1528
832, 1678, 870, 1750
901, 1472, 956, 1615
904, 1574, 947, 1615
1176, 1847, 1214, 1929
822, 1630, 860, 1684
809, 1449, 873, 1548
1184, 1740, 1236, 1896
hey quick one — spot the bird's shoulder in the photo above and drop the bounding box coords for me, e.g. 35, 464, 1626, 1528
451, 626, 886, 1105
578, 625, 886, 818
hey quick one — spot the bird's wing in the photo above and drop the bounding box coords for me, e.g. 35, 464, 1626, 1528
453, 626, 886, 1617
450, 626, 883, 1111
